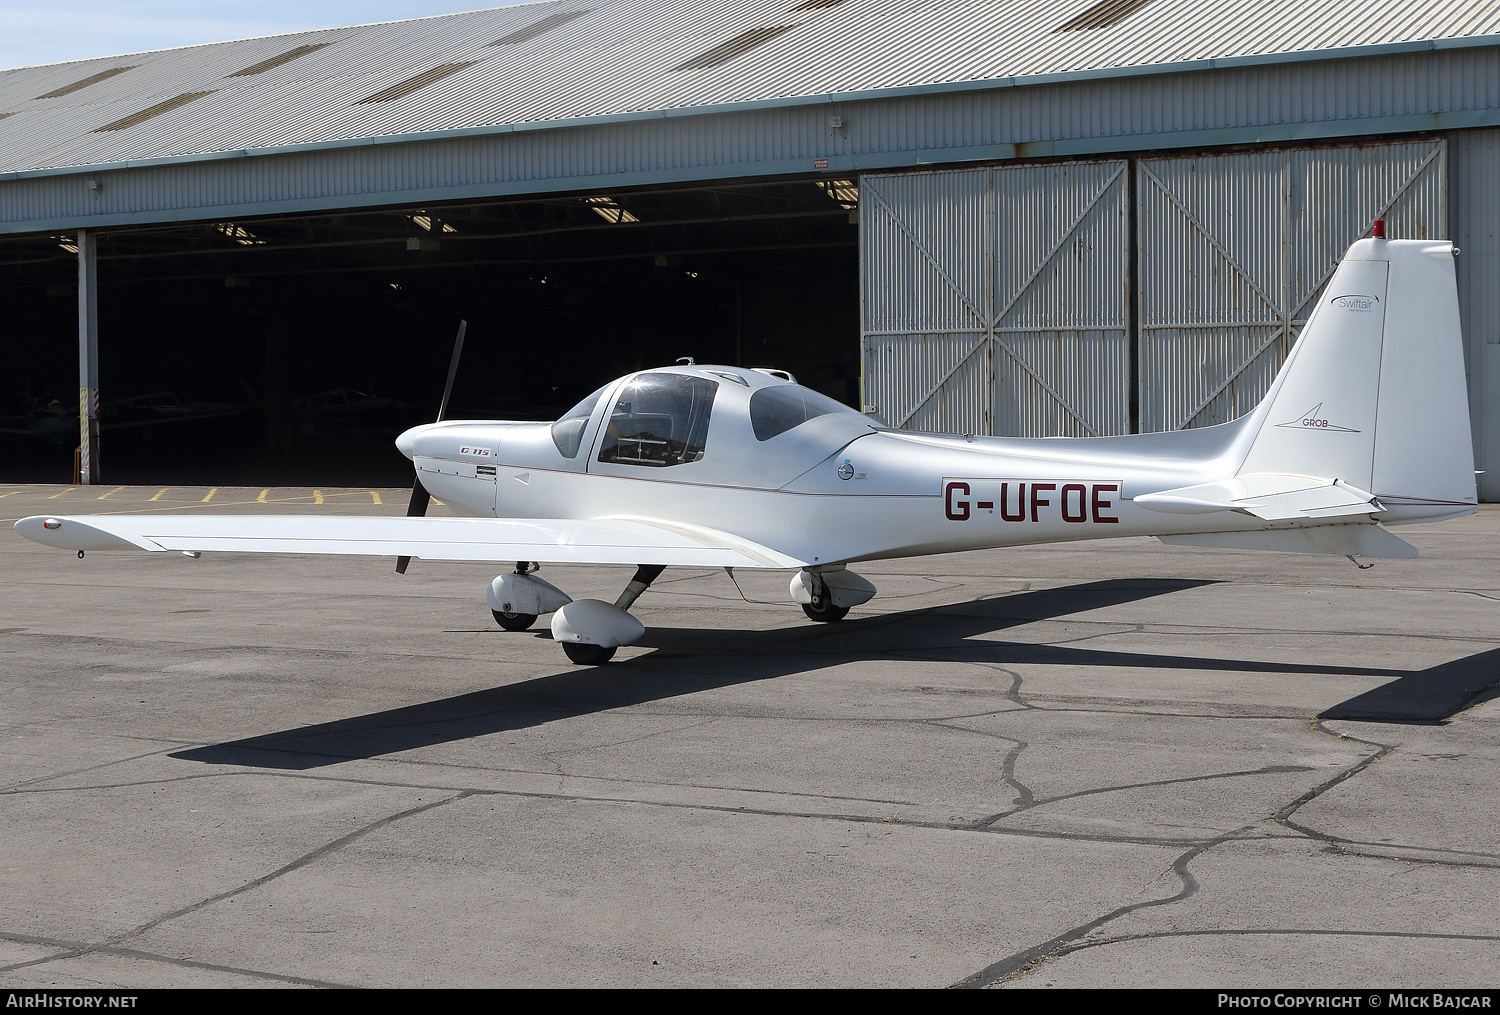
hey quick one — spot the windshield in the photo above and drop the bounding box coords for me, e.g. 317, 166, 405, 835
550, 384, 607, 458
597, 373, 718, 468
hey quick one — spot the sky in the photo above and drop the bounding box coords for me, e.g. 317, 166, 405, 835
0, 2, 526, 70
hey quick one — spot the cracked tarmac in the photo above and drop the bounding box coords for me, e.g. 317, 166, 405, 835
1, 485, 1497, 988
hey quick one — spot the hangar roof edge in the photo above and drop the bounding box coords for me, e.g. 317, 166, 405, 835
3, 0, 1500, 178
4, 29, 1499, 185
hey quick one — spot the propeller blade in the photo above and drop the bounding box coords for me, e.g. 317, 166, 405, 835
393, 484, 431, 574
405, 485, 432, 518
396, 319, 467, 574
436, 319, 467, 423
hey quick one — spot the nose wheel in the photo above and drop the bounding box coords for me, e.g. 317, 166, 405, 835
801, 599, 850, 622
492, 609, 538, 631
562, 642, 617, 665
546, 565, 664, 665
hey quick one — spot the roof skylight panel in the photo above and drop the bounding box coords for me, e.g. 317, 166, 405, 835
35, 66, 136, 100
1054, 0, 1156, 32
355, 62, 480, 104
673, 25, 800, 71
583, 195, 640, 223
491, 9, 591, 46
92, 91, 214, 132
227, 44, 333, 78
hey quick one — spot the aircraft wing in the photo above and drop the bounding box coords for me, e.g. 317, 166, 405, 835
13, 514, 807, 569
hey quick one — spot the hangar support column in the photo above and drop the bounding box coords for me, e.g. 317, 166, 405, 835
77, 229, 99, 484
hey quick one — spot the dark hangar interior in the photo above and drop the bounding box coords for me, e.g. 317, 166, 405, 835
0, 180, 859, 484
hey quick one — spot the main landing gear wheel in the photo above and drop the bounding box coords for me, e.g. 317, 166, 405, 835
492, 609, 538, 631
562, 642, 617, 665
801, 599, 850, 622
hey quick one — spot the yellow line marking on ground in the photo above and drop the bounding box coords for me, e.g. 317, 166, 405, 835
47, 488, 75, 499
0, 491, 23, 498
257, 489, 269, 503
201, 488, 218, 503
369, 490, 382, 505
431, 497, 444, 506
2, 490, 414, 523
149, 488, 167, 501
96, 486, 125, 500
313, 490, 324, 505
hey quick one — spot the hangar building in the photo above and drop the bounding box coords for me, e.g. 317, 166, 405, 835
2, 0, 1498, 497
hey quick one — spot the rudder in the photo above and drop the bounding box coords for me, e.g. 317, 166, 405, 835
1371, 239, 1477, 520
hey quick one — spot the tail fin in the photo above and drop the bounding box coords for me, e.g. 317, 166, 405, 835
1235, 235, 1477, 523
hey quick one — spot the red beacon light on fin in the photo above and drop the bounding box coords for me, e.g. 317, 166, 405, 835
1371, 219, 1386, 238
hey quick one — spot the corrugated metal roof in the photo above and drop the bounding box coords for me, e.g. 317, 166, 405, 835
0, 0, 1497, 175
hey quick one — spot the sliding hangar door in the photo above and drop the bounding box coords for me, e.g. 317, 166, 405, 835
859, 140, 1449, 439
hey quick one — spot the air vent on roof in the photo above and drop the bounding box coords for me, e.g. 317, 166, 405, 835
228, 43, 332, 78
92, 91, 214, 132
1054, 0, 1155, 32
792, 0, 846, 9
35, 66, 136, 100
674, 25, 798, 71
356, 62, 478, 104
491, 9, 589, 45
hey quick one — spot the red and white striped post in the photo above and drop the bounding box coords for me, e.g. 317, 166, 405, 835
77, 228, 100, 484
78, 385, 98, 484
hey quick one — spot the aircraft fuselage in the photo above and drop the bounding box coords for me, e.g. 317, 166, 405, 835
398, 409, 1385, 568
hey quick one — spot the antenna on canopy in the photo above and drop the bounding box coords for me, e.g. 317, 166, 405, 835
676, 357, 696, 366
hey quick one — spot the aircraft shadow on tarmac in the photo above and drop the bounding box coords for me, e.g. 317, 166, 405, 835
171, 577, 1500, 771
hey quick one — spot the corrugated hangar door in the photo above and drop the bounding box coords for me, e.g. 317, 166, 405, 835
861, 162, 1130, 437
1137, 140, 1448, 432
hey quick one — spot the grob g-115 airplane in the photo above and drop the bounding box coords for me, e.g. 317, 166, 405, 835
16, 229, 1478, 664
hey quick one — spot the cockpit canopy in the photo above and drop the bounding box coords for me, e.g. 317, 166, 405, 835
550, 364, 874, 488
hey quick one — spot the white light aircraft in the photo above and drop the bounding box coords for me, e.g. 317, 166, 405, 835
16, 230, 1478, 664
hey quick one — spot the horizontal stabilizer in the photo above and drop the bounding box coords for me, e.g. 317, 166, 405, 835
1157, 524, 1416, 559
13, 514, 806, 569
1134, 475, 1381, 522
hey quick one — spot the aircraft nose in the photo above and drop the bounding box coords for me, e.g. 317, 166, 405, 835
395, 424, 430, 460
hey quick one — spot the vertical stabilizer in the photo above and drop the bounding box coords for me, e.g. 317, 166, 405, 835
1234, 236, 1476, 522
1236, 241, 1387, 489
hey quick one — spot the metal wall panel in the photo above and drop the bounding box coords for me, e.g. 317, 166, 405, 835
1137, 140, 1448, 432
1449, 127, 1500, 501
861, 161, 1129, 438
992, 161, 1130, 437
864, 143, 1458, 450
861, 168, 991, 436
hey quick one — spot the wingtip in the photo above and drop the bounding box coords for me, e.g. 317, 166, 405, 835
14, 515, 152, 551
13, 515, 52, 544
